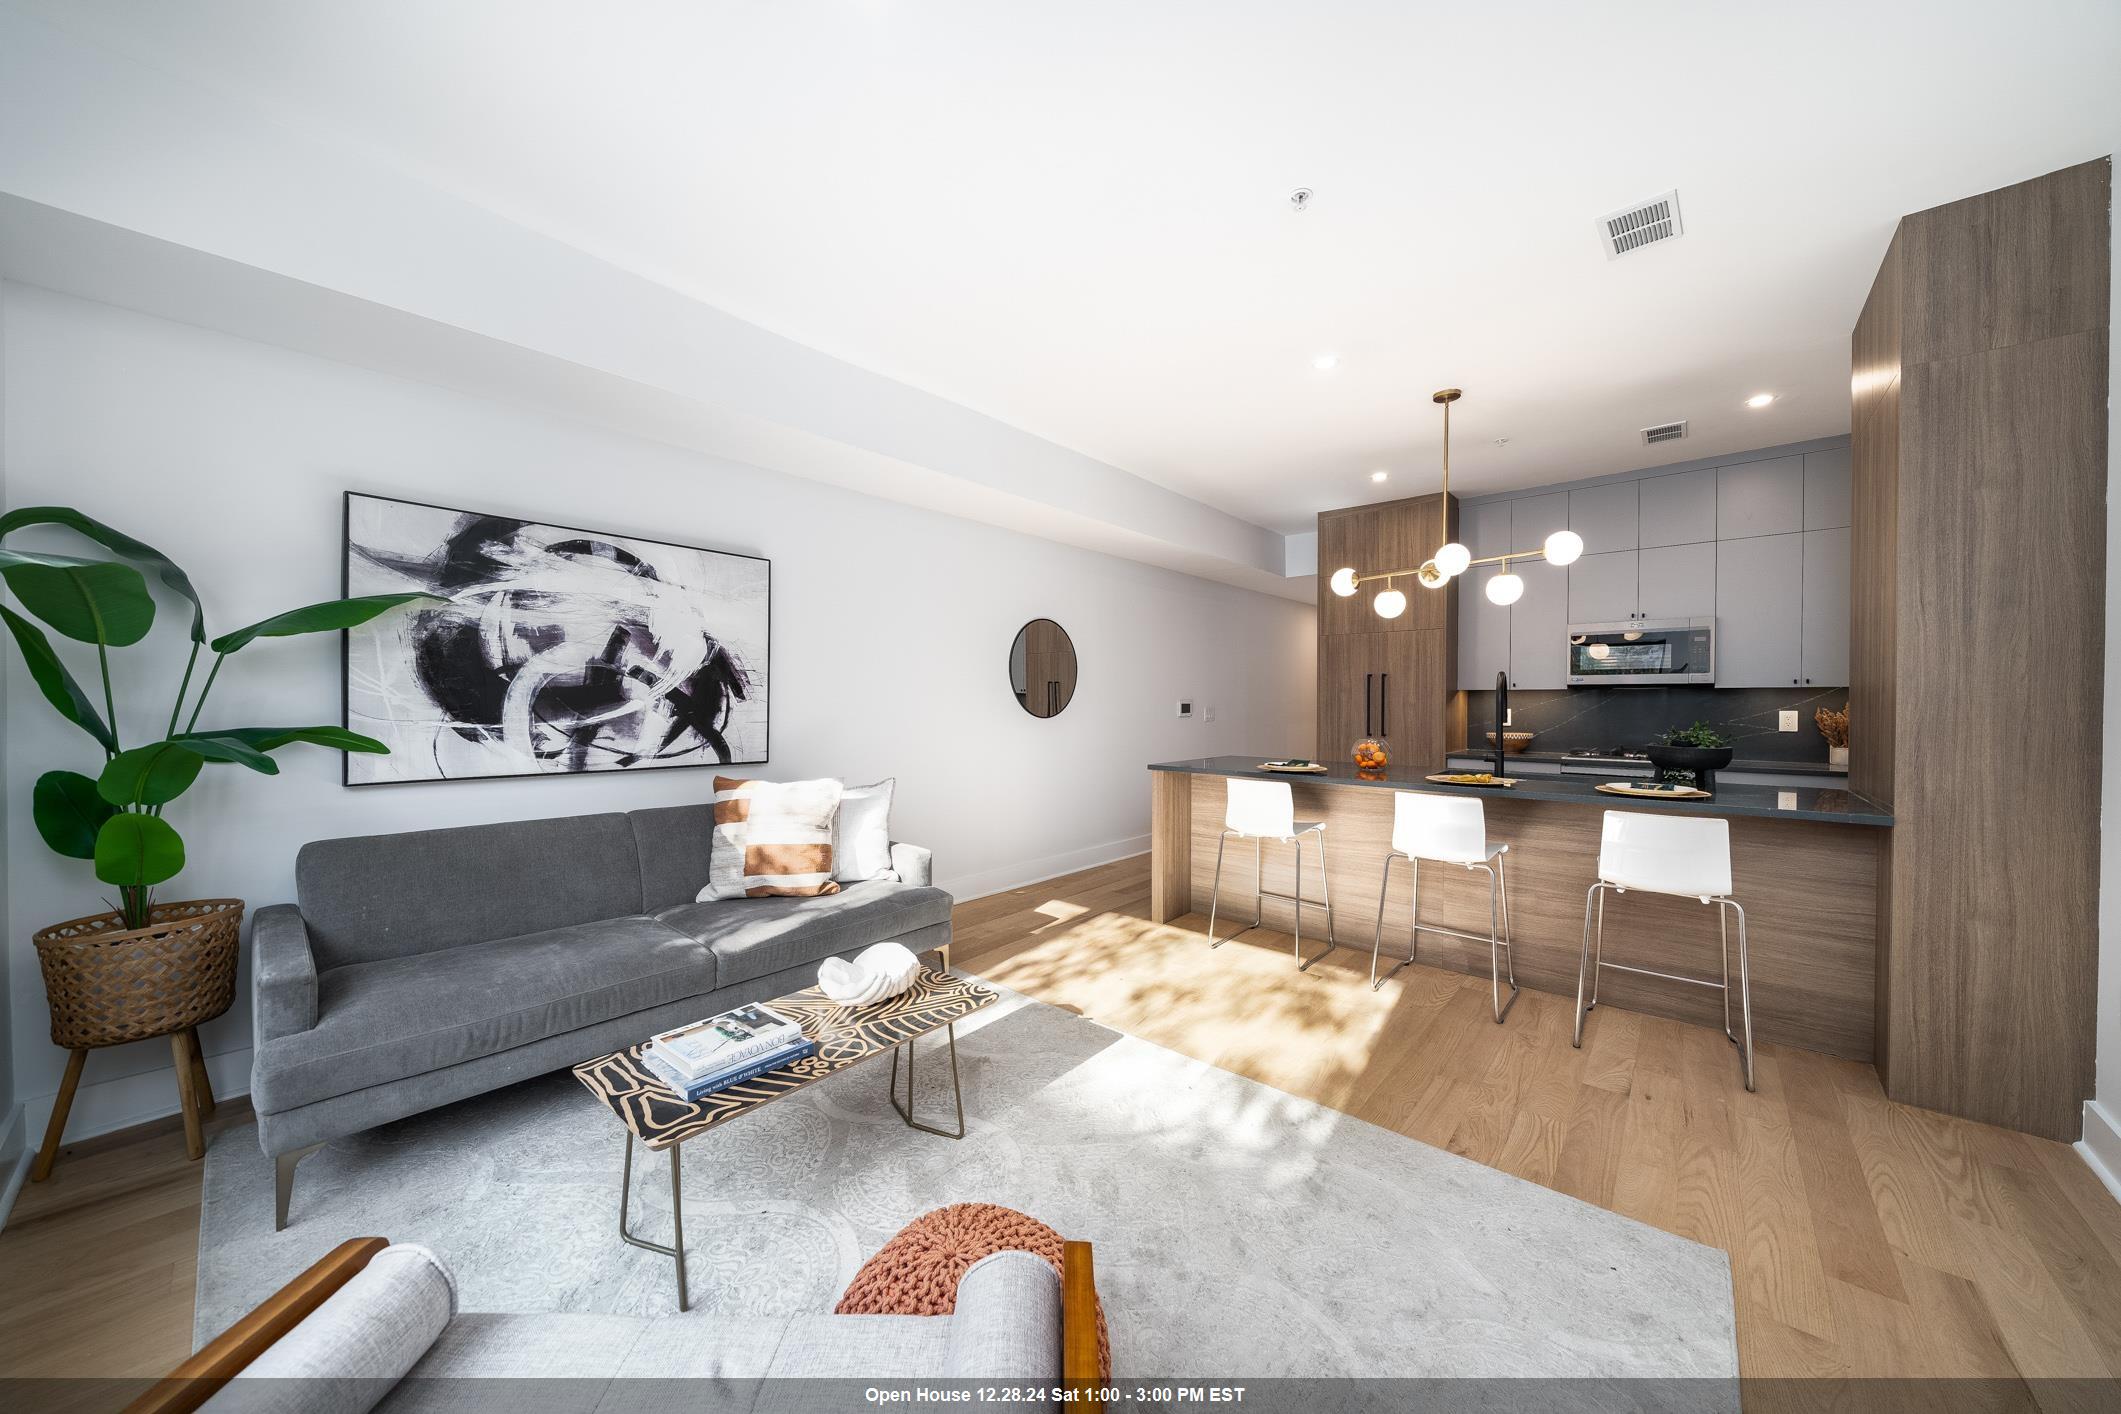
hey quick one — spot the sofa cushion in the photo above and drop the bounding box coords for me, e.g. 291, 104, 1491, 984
655, 879, 953, 989
207, 1245, 456, 1414
298, 813, 646, 970
252, 916, 714, 1114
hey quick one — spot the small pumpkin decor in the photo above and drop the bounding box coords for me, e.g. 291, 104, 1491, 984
0, 507, 435, 1180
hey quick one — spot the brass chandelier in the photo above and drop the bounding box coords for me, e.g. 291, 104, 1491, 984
1328, 387, 1584, 617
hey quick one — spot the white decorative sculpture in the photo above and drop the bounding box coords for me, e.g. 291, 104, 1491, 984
818, 941, 922, 1007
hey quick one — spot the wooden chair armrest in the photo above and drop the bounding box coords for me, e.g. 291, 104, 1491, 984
1061, 1239, 1101, 1390
123, 1236, 389, 1414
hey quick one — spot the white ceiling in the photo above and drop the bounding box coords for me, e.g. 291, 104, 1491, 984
16, 0, 2121, 534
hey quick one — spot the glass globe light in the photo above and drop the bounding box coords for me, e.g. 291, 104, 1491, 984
1416, 559, 1447, 589
1485, 572, 1525, 606
1543, 529, 1585, 566
1434, 542, 1472, 578
1329, 566, 1359, 598
1373, 587, 1408, 619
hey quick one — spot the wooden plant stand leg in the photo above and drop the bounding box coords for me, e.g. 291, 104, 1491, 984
31, 1048, 89, 1182
171, 1033, 205, 1161
187, 1028, 216, 1118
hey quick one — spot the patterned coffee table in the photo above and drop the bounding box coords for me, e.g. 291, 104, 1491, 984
573, 966, 996, 1309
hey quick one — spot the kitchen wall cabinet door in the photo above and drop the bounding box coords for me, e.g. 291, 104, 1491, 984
1569, 480, 1638, 552
1715, 531, 1804, 686
1511, 491, 1571, 553
1801, 526, 1851, 685
1458, 564, 1511, 689
1637, 467, 1717, 547
1636, 541, 1716, 618
1507, 557, 1570, 688
1717, 456, 1806, 539
1568, 549, 1638, 623
1318, 497, 1450, 635
1804, 446, 1853, 530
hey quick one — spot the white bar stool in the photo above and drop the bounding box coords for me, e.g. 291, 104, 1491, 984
1370, 792, 1518, 1021
1207, 777, 1338, 971
1573, 810, 1755, 1091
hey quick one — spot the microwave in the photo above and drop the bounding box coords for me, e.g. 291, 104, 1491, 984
1566, 618, 1716, 686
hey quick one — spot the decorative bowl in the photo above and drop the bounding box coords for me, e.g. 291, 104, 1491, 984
1352, 738, 1389, 771
1484, 731, 1536, 755
1643, 744, 1734, 793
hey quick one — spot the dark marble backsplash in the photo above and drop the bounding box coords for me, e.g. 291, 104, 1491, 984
1460, 685, 1852, 763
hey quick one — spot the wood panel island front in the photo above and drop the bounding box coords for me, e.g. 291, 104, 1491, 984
1149, 757, 1892, 1062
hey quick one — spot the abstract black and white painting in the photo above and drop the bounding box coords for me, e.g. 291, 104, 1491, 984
342, 493, 768, 785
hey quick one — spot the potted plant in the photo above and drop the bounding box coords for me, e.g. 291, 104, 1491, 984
1816, 705, 1850, 770
1645, 720, 1734, 793
0, 506, 433, 1180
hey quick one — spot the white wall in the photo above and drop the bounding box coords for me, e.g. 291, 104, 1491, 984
0, 281, 1316, 1146
2092, 150, 2121, 1196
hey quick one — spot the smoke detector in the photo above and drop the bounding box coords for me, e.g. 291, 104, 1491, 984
1599, 190, 1684, 258
1641, 420, 1689, 445
1289, 187, 1314, 212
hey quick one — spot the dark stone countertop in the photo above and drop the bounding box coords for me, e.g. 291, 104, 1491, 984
1150, 755, 1892, 827
1449, 748, 1848, 777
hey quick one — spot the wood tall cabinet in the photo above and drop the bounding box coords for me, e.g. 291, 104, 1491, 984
1852, 158, 2110, 1141
1316, 494, 1457, 767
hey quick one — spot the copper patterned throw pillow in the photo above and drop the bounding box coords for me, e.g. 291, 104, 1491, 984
702, 776, 844, 899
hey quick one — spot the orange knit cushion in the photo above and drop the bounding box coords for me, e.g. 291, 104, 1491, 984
837, 1203, 1111, 1378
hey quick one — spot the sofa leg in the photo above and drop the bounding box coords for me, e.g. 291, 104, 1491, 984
275, 1143, 323, 1232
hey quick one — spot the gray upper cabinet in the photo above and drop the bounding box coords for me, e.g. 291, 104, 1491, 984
1715, 532, 1804, 686
1804, 446, 1852, 530
1716, 456, 1805, 539
1568, 550, 1638, 623
1510, 491, 1571, 551
1455, 500, 1514, 690
1636, 467, 1717, 547
1802, 527, 1851, 685
1637, 541, 1716, 618
1508, 556, 1569, 689
1569, 481, 1638, 552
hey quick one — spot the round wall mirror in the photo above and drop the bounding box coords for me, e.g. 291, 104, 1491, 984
1010, 618, 1079, 719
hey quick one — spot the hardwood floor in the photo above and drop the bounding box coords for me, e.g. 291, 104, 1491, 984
5, 852, 2119, 1399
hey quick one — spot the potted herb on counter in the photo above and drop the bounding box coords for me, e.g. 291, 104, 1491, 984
1816, 705, 1850, 770
1646, 721, 1734, 793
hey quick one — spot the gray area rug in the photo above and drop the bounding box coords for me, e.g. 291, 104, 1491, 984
198, 989, 1737, 1385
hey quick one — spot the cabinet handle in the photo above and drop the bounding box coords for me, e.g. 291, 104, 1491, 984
1381, 673, 1389, 736
1365, 673, 1373, 735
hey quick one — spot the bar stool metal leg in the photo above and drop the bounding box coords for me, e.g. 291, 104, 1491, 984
1497, 853, 1518, 990
1292, 831, 1338, 972
1473, 859, 1520, 1023
1573, 881, 1603, 1047
1207, 830, 1262, 948
1726, 899, 1756, 1092
1370, 853, 1410, 989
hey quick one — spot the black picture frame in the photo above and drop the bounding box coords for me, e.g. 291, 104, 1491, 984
340, 490, 771, 786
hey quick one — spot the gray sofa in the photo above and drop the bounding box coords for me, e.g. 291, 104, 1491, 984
251, 803, 952, 1229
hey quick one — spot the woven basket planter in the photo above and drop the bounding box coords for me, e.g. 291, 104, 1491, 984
34, 899, 243, 1049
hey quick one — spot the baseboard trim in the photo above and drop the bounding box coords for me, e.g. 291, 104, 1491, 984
2080, 1098, 2121, 1205
945, 834, 1150, 904
14, 1046, 253, 1177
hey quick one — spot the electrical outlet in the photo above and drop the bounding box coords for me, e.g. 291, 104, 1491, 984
1504, 708, 1514, 727
1202, 705, 1216, 722
1176, 701, 1194, 719
1778, 710, 1799, 732
1777, 790, 1798, 811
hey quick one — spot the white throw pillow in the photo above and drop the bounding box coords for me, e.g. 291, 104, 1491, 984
835, 778, 895, 882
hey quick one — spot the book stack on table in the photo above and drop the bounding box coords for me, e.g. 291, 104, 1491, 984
641, 1003, 817, 1100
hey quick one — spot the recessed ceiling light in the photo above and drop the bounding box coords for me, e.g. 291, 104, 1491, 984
1370, 470, 1388, 483
1312, 353, 1340, 373
1746, 392, 1776, 408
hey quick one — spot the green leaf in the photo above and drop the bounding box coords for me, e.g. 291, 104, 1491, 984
98, 742, 207, 807
210, 592, 439, 654
33, 771, 115, 859
187, 724, 390, 755
94, 813, 185, 889
0, 508, 205, 643
0, 552, 155, 646
0, 605, 117, 751
167, 733, 281, 775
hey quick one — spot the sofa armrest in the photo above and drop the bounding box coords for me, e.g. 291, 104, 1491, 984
944, 1250, 1063, 1384
889, 842, 933, 887
252, 904, 320, 1044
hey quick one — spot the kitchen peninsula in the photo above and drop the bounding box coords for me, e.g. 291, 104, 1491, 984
1149, 756, 1891, 1061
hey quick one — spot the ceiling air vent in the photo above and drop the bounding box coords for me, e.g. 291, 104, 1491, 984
1641, 420, 1688, 445
1599, 189, 1683, 258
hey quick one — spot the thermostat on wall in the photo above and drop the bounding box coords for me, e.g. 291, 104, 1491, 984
1176, 701, 1194, 719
